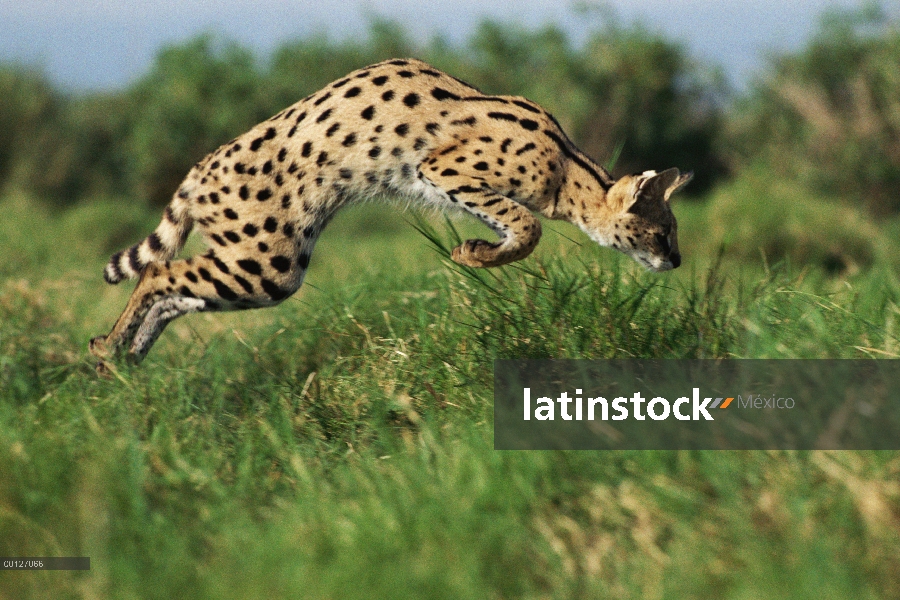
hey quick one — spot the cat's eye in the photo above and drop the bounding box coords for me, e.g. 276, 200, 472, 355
655, 233, 670, 254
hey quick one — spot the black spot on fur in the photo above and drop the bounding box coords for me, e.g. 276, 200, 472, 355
237, 259, 262, 276
394, 123, 409, 136
257, 189, 272, 201
234, 163, 246, 174
451, 116, 477, 126
372, 75, 389, 85
313, 91, 332, 106
441, 168, 459, 177
431, 87, 460, 101
361, 105, 376, 120
515, 143, 537, 156
381, 90, 395, 102
270, 256, 291, 273
425, 122, 441, 135
339, 168, 353, 179
224, 231, 241, 243
185, 271, 198, 283
297, 253, 311, 269
342, 133, 357, 147
326, 122, 340, 137
147, 233, 163, 252
488, 112, 518, 122
369, 146, 382, 159
224, 208, 239, 220
264, 217, 278, 232
512, 100, 541, 113
413, 138, 428, 151
211, 234, 226, 246
261, 279, 289, 301
210, 255, 230, 274
403, 93, 420, 107
233, 275, 254, 294
301, 141, 313, 157
519, 119, 539, 131
344, 86, 362, 98
473, 161, 489, 171
317, 151, 329, 166
243, 223, 258, 237
316, 108, 333, 123
212, 279, 238, 301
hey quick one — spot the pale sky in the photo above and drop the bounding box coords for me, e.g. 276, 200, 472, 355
0, 0, 891, 90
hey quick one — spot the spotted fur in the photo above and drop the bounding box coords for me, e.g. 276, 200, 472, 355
90, 58, 692, 366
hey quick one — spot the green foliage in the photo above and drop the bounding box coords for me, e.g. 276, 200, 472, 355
703, 168, 889, 275
727, 5, 900, 215
0, 18, 726, 208
3, 13, 900, 597
0, 66, 61, 192
425, 19, 726, 191
124, 36, 270, 206
1, 198, 900, 598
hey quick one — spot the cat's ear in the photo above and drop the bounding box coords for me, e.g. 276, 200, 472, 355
663, 170, 693, 202
635, 168, 680, 198
626, 169, 681, 212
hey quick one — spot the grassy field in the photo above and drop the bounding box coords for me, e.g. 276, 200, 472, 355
1, 187, 900, 599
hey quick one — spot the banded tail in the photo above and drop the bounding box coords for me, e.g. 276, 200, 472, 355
103, 192, 194, 284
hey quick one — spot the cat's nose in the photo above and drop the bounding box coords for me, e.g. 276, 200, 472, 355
670, 252, 681, 269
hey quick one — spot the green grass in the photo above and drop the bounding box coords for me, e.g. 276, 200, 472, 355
1, 191, 900, 599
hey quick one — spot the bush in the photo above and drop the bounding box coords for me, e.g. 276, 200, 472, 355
425, 19, 727, 191
123, 36, 269, 206
0, 67, 61, 193
0, 18, 728, 208
704, 168, 886, 274
726, 6, 900, 216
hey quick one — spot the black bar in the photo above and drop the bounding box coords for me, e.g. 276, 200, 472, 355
0, 558, 90, 570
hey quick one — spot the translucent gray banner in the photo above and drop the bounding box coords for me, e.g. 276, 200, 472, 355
494, 360, 900, 450
0, 557, 90, 570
